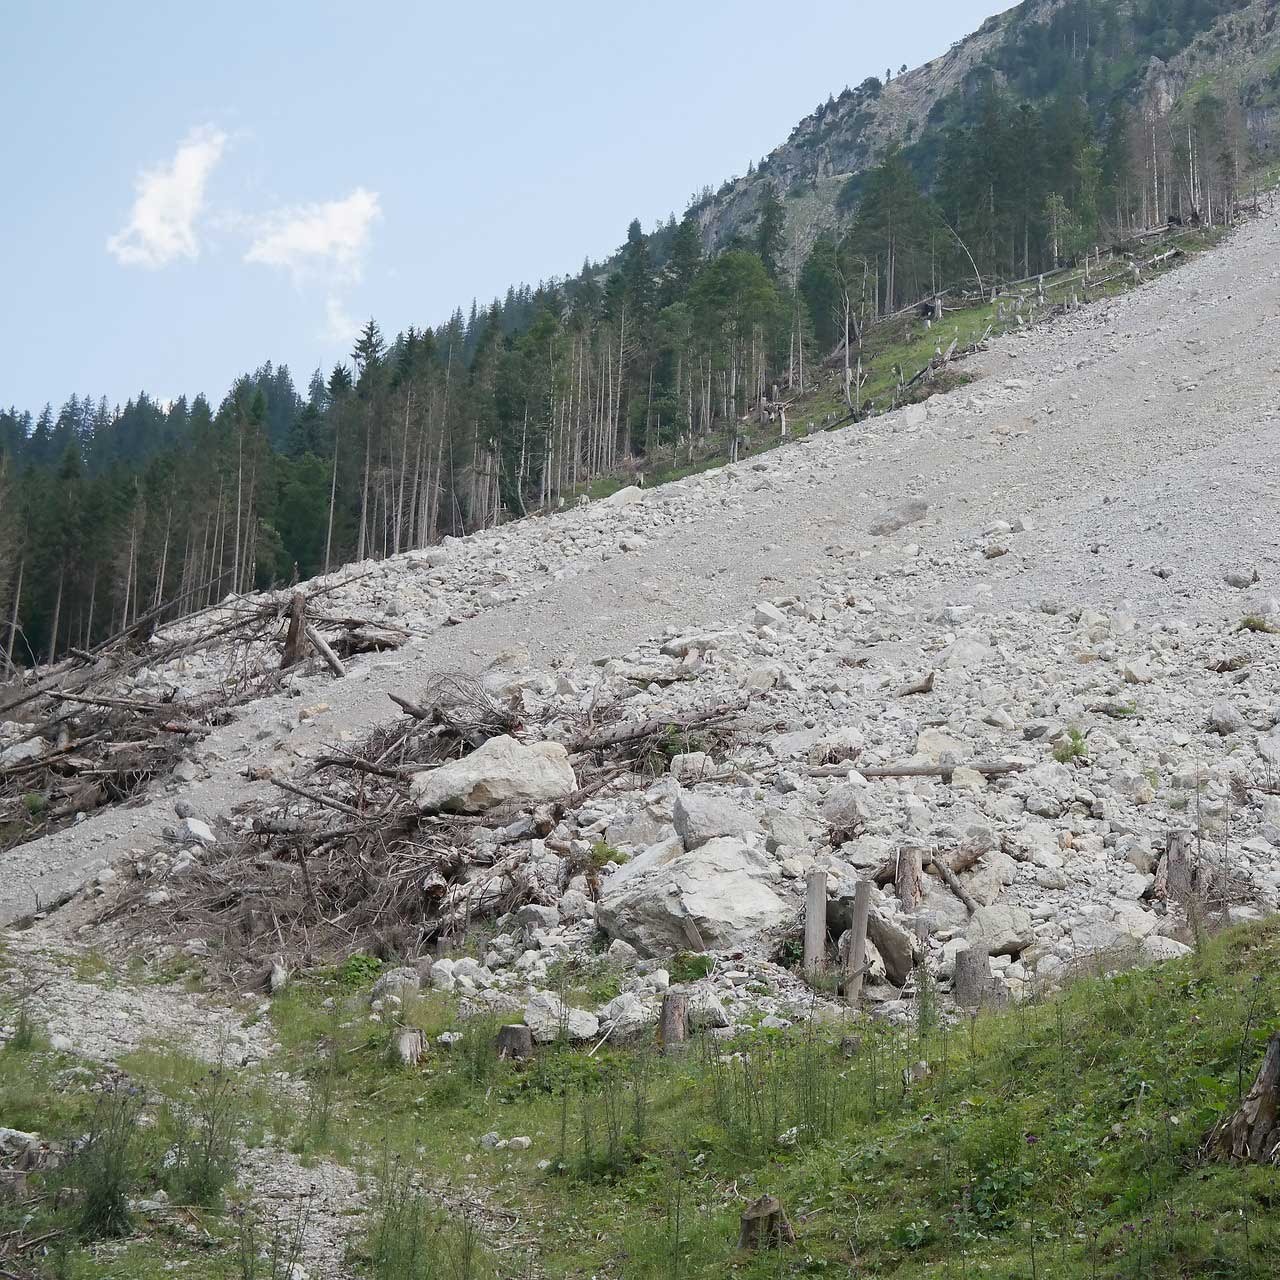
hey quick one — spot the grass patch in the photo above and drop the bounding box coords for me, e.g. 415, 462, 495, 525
248, 920, 1280, 1278
1239, 614, 1278, 634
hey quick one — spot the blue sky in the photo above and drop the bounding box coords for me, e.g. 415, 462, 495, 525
1, 1, 1017, 413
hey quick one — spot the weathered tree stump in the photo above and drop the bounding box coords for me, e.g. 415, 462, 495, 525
1204, 1031, 1280, 1164
1155, 828, 1195, 905
953, 944, 995, 1009
896, 844, 925, 915
737, 1194, 796, 1251
281, 591, 307, 669
842, 879, 872, 1004
395, 1027, 427, 1066
659, 992, 688, 1053
803, 868, 828, 982
496, 1025, 534, 1061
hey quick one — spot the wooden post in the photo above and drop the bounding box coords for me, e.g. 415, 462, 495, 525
497, 1025, 534, 1061
896, 844, 924, 915
737, 1194, 795, 1251
843, 880, 872, 1005
659, 992, 688, 1053
803, 869, 827, 981
953, 944, 993, 1009
281, 590, 307, 669
1156, 828, 1195, 905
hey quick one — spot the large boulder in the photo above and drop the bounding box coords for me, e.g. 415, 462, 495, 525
869, 498, 928, 536
523, 992, 599, 1043
673, 790, 760, 850
821, 778, 872, 839
595, 836, 789, 956
410, 736, 576, 813
968, 904, 1035, 957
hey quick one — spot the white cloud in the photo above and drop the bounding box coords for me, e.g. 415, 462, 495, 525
107, 125, 227, 268
245, 187, 381, 282
324, 295, 359, 346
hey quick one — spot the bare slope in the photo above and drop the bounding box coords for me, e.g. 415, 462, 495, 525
4, 208, 1280, 925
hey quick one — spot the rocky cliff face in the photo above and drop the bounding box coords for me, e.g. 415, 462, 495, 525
694, 0, 1280, 261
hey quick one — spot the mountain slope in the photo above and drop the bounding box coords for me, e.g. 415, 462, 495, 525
693, 0, 1280, 258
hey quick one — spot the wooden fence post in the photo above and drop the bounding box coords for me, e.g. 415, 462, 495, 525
803, 869, 827, 981
659, 992, 688, 1053
843, 880, 872, 1005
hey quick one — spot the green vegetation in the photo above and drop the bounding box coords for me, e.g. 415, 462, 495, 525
1053, 727, 1089, 764
4, 921, 1280, 1275
1239, 614, 1279, 634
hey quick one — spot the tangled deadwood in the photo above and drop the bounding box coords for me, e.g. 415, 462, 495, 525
0, 690, 236, 853
0, 588, 411, 854
111, 676, 752, 982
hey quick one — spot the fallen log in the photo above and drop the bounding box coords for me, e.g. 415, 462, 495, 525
809, 760, 1029, 781
303, 625, 346, 678
268, 777, 365, 818
894, 670, 935, 697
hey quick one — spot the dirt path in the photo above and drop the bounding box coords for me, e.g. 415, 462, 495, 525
4, 211, 1279, 925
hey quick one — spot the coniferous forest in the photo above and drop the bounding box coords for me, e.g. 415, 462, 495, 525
1, 0, 1273, 668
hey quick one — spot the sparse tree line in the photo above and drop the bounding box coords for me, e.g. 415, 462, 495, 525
0, 60, 1261, 667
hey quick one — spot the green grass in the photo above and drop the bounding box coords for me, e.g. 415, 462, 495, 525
5, 922, 1280, 1276
247, 920, 1280, 1278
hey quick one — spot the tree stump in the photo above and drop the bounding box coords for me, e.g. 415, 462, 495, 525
953, 944, 995, 1009
395, 1027, 426, 1066
896, 844, 925, 915
803, 869, 827, 982
842, 879, 872, 1004
659, 992, 688, 1053
1204, 1031, 1280, 1164
737, 1194, 795, 1251
1155, 828, 1195, 905
280, 591, 307, 669
496, 1025, 533, 1061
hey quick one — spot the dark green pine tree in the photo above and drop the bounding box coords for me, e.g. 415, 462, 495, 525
755, 183, 786, 278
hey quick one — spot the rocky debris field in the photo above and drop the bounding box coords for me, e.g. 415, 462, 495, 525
4, 207, 1280, 1028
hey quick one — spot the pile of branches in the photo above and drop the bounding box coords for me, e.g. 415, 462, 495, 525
0, 688, 237, 852
0, 587, 410, 853
112, 675, 750, 983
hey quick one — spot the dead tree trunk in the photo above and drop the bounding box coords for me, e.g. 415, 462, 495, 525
896, 844, 925, 915
497, 1025, 534, 1061
842, 879, 872, 1004
1155, 828, 1195, 905
659, 992, 688, 1053
281, 591, 307, 669
803, 869, 827, 982
1204, 1032, 1280, 1164
737, 1195, 796, 1251
953, 944, 997, 1009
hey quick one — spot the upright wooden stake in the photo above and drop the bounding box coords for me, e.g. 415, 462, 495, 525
803, 869, 827, 981
843, 880, 872, 1005
896, 844, 925, 915
281, 591, 307, 669
659, 991, 688, 1053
